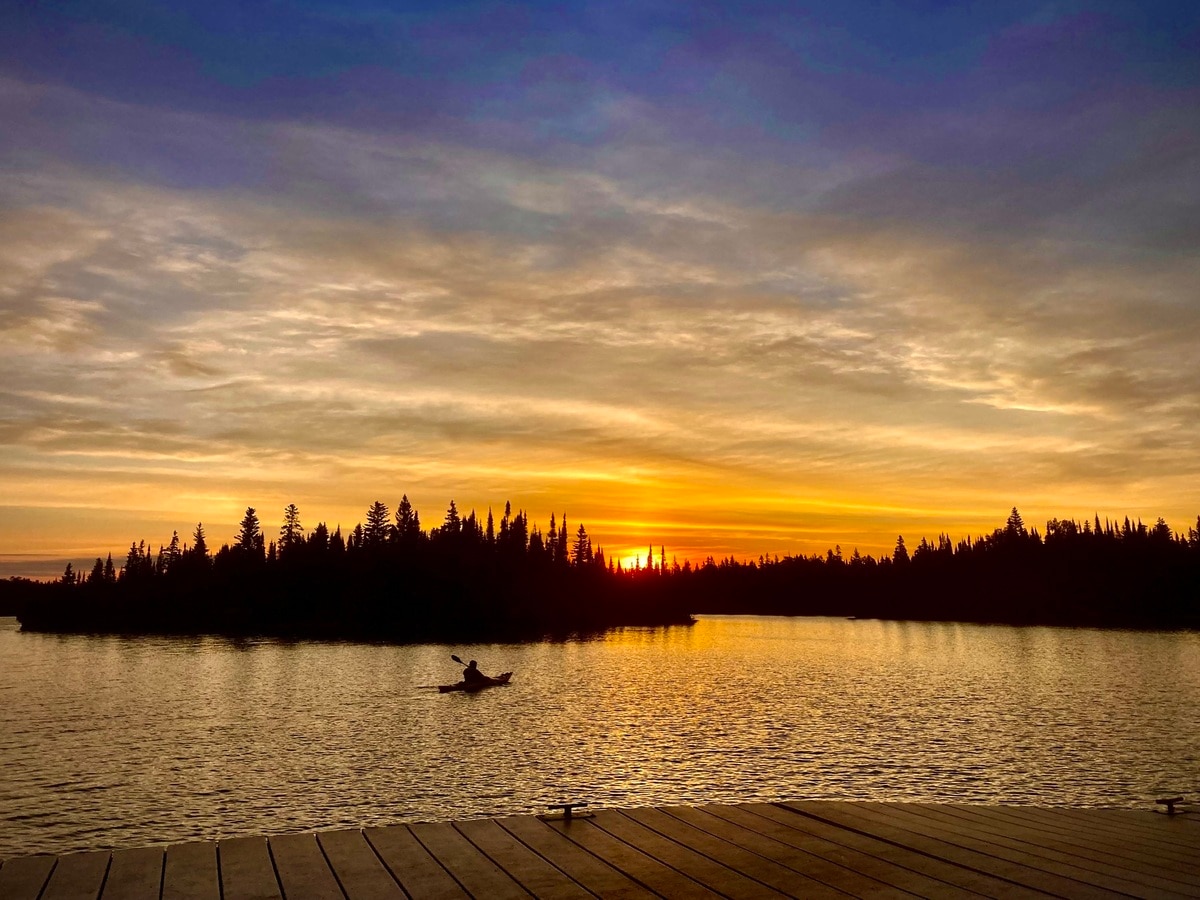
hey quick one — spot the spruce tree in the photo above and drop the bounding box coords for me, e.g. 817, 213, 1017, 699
235, 507, 264, 557
364, 501, 391, 546
279, 504, 304, 551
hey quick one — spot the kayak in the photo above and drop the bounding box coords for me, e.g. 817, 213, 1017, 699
438, 672, 513, 693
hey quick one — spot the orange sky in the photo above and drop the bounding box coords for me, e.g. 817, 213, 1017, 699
2, 6, 1199, 579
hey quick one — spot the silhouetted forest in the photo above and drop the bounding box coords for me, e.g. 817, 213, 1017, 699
686, 508, 1200, 627
14, 499, 693, 640
9, 504, 1200, 638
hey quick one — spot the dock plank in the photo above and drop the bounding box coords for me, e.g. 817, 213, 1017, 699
783, 802, 1081, 897
797, 801, 1128, 898
1080, 808, 1200, 841
927, 804, 1200, 891
316, 828, 406, 900
456, 817, 592, 900
0, 854, 58, 900
730, 804, 1008, 898
410, 821, 529, 900
365, 824, 468, 900
269, 832, 343, 900
218, 835, 282, 900
1005, 806, 1200, 859
667, 804, 953, 899
101, 846, 163, 900
626, 806, 872, 899
858, 801, 1194, 898
162, 841, 219, 900
878, 802, 1198, 898
497, 815, 656, 899
8, 802, 1200, 900
544, 816, 723, 899
40, 850, 110, 900
590, 809, 790, 899
1055, 808, 1198, 847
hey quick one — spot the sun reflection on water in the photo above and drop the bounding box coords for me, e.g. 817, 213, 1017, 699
0, 614, 1197, 857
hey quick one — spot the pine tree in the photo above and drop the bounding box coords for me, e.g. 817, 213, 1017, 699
364, 500, 391, 547
122, 541, 141, 579
191, 523, 209, 559
443, 500, 460, 535
235, 507, 264, 557
572, 523, 592, 566
396, 495, 420, 542
164, 531, 182, 572
329, 526, 345, 554
279, 504, 304, 551
309, 521, 330, 551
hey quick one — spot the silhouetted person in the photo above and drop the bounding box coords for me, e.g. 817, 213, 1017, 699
463, 659, 487, 685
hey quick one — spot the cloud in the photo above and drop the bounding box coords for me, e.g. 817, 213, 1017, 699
1, 30, 1199, 575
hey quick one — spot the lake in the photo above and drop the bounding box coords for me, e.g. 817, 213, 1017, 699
1, 614, 1197, 859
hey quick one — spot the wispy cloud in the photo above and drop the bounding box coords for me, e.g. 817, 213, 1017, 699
2, 4, 1198, 576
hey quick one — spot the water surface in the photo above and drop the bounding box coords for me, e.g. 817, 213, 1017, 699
1, 615, 1197, 858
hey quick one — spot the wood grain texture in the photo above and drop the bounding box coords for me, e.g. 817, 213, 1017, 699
7, 801, 1198, 900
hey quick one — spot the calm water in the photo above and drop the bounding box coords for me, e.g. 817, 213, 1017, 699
1, 614, 1198, 858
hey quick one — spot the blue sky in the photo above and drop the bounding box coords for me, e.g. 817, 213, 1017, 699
1, 1, 1198, 575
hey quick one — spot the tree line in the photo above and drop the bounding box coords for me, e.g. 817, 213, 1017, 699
683, 508, 1200, 627
7, 504, 1199, 637
14, 497, 693, 639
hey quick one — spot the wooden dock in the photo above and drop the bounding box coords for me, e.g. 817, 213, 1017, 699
2, 801, 1198, 899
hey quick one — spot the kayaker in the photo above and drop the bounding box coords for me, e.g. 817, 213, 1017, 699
463, 659, 487, 685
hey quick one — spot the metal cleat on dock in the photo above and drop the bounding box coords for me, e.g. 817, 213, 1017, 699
1154, 796, 1185, 815
542, 801, 592, 821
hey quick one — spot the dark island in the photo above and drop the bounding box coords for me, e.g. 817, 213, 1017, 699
9, 503, 1200, 638
15, 499, 694, 640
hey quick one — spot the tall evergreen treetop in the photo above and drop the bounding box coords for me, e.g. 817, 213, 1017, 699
280, 504, 304, 550
443, 500, 460, 535
235, 507, 264, 557
191, 522, 209, 558
364, 501, 391, 547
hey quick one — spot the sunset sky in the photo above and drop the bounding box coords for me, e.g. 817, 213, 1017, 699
2, 2, 1198, 578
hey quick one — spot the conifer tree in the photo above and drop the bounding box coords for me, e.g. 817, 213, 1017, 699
364, 501, 391, 547
192, 523, 209, 559
443, 500, 460, 535
235, 507, 264, 557
279, 504, 304, 551
309, 521, 330, 551
573, 523, 592, 565
395, 495, 421, 542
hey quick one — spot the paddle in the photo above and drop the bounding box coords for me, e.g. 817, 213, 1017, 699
417, 654, 469, 689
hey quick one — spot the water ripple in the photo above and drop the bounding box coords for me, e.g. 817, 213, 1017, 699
1, 615, 1198, 857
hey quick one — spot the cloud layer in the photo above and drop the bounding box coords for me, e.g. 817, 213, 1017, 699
2, 3, 1199, 576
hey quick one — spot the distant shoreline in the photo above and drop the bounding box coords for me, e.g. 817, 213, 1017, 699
7, 505, 1198, 637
